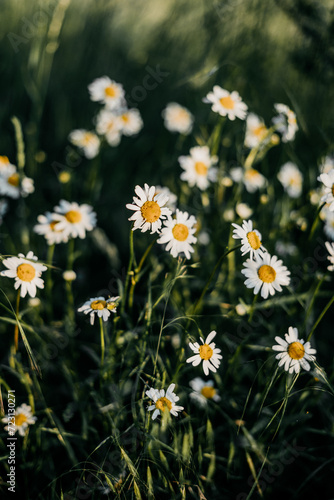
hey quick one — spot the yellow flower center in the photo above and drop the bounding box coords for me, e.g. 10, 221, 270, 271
219, 95, 235, 110
50, 221, 61, 232
194, 161, 208, 176
107, 302, 116, 310
288, 341, 305, 360
7, 173, 19, 187
245, 169, 260, 179
200, 386, 216, 399
90, 300, 107, 310
17, 263, 36, 282
332, 184, 334, 197
65, 210, 82, 223
155, 397, 172, 412
121, 114, 129, 123
0, 156, 9, 165
175, 109, 188, 122
199, 344, 213, 360
253, 124, 267, 138
257, 264, 276, 283
105, 85, 116, 97
140, 200, 161, 223
15, 413, 28, 427
247, 231, 261, 250
172, 223, 189, 241
83, 133, 95, 145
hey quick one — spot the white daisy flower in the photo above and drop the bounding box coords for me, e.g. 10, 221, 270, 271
118, 108, 143, 136
178, 146, 218, 191
78, 296, 120, 326
88, 76, 125, 109
189, 377, 221, 407
33, 211, 69, 245
318, 169, 334, 211
2, 403, 37, 437
272, 327, 316, 374
157, 209, 197, 259
1, 251, 47, 298
204, 85, 248, 121
243, 168, 267, 193
236, 203, 253, 219
0, 162, 34, 199
325, 241, 334, 271
68, 129, 100, 159
231, 219, 266, 260
244, 113, 269, 149
146, 383, 184, 420
272, 103, 298, 143
126, 184, 171, 234
277, 162, 303, 198
154, 185, 177, 212
186, 331, 223, 376
324, 211, 334, 240
162, 102, 193, 135
95, 109, 123, 147
241, 253, 291, 299
53, 200, 97, 239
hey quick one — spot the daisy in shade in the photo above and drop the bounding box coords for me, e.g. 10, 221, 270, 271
95, 109, 123, 147
241, 253, 291, 299
272, 103, 298, 143
232, 219, 266, 260
0, 162, 34, 199
318, 168, 334, 211
157, 209, 197, 259
244, 113, 269, 149
78, 296, 120, 325
126, 184, 171, 234
178, 146, 218, 191
230, 167, 266, 193
118, 108, 143, 136
34, 211, 70, 245
204, 85, 248, 121
88, 76, 125, 109
189, 377, 221, 407
68, 129, 100, 159
162, 102, 193, 135
277, 162, 303, 198
53, 200, 97, 239
272, 327, 316, 374
325, 241, 334, 271
146, 383, 184, 420
1, 251, 47, 298
2, 403, 37, 436
186, 331, 223, 376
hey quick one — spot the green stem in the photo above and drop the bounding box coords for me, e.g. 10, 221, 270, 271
99, 316, 105, 367
308, 202, 326, 242
248, 294, 258, 323
307, 295, 334, 342
121, 228, 135, 315
128, 237, 157, 310
46, 243, 55, 317
13, 290, 21, 352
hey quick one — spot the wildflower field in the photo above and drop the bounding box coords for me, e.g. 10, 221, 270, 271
1, 0, 334, 499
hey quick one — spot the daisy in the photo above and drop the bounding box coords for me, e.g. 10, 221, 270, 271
21, 176, 34, 197
146, 383, 184, 420
272, 327, 316, 374
189, 377, 221, 407
95, 109, 123, 147
277, 162, 303, 198
126, 184, 171, 234
178, 146, 218, 191
68, 129, 100, 159
78, 296, 120, 325
2, 403, 37, 437
318, 169, 334, 211
162, 102, 193, 135
244, 113, 269, 149
33, 211, 69, 245
325, 241, 334, 271
154, 185, 177, 212
157, 209, 197, 259
243, 168, 267, 193
272, 103, 298, 143
231, 219, 266, 260
1, 251, 47, 298
0, 162, 34, 199
235, 203, 253, 219
88, 76, 125, 109
118, 108, 143, 136
204, 85, 248, 121
53, 200, 97, 239
241, 253, 291, 299
319, 155, 334, 174
186, 331, 223, 376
